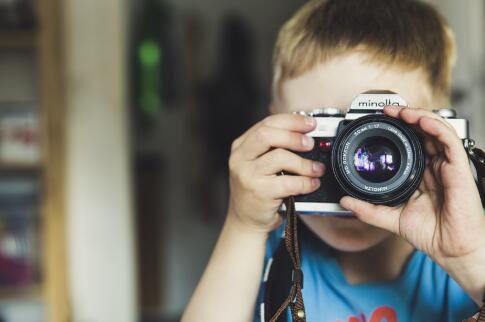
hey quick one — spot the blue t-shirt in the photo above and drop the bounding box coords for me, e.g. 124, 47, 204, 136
255, 224, 479, 322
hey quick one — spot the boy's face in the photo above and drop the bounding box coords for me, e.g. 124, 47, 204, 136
276, 52, 436, 252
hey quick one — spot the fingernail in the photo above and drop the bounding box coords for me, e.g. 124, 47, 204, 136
313, 162, 325, 173
312, 178, 321, 188
302, 135, 314, 148
304, 116, 316, 127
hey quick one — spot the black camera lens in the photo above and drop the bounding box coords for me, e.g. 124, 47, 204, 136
332, 115, 425, 206
353, 137, 401, 183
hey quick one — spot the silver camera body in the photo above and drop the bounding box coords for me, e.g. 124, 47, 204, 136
282, 91, 469, 216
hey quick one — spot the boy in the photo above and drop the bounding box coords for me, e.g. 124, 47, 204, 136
182, 0, 485, 321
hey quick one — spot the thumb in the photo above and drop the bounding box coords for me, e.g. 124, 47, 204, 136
340, 196, 400, 234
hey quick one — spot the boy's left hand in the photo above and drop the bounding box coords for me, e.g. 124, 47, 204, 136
340, 105, 485, 305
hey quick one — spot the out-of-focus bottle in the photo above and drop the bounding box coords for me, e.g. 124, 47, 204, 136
132, 0, 177, 128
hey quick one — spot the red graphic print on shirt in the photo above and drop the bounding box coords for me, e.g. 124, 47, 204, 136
336, 306, 397, 322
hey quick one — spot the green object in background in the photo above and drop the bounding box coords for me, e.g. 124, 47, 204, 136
138, 39, 162, 120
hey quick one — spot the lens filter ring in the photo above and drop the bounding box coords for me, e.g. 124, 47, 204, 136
332, 115, 425, 206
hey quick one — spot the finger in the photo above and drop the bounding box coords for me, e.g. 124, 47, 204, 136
232, 114, 316, 151
422, 165, 438, 193
409, 187, 423, 200
262, 175, 321, 199
423, 136, 442, 157
231, 134, 246, 152
385, 106, 467, 164
384, 106, 444, 157
399, 107, 455, 131
383, 105, 405, 118
254, 148, 325, 177
423, 138, 437, 156
418, 117, 468, 165
260, 113, 316, 131
340, 196, 400, 234
384, 105, 433, 123
237, 126, 315, 160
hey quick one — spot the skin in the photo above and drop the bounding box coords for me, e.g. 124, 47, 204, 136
181, 52, 485, 322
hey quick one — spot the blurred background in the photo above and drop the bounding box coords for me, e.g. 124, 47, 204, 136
0, 0, 481, 322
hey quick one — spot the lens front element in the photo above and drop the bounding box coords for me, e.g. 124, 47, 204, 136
353, 137, 401, 183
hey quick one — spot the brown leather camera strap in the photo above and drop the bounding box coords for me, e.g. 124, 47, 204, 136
464, 294, 485, 322
468, 146, 485, 320
480, 295, 485, 322
467, 144, 485, 320
468, 144, 485, 207
269, 195, 306, 322
271, 144, 485, 322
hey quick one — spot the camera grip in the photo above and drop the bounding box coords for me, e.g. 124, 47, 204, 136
465, 146, 485, 322
468, 147, 485, 208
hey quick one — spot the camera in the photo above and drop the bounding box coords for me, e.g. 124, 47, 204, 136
283, 91, 469, 216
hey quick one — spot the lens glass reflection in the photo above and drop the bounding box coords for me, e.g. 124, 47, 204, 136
353, 137, 401, 183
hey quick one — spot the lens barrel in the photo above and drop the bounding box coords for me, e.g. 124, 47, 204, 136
332, 115, 425, 206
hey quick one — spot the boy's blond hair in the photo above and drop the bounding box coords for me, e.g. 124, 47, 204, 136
273, 0, 456, 106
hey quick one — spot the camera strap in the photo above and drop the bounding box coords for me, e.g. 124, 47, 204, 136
268, 196, 306, 322
466, 142, 485, 208
466, 143, 485, 322
481, 294, 485, 322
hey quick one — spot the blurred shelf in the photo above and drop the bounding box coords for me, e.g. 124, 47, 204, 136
0, 163, 41, 173
0, 284, 41, 302
0, 30, 37, 50
0, 101, 38, 109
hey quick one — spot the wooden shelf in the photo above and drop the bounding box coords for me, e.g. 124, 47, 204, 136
0, 101, 38, 109
0, 30, 37, 50
0, 284, 41, 301
0, 163, 41, 173
0, 1, 67, 321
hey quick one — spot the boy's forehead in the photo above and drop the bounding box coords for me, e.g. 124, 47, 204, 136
278, 52, 435, 113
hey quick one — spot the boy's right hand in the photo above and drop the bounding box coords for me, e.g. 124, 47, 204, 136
227, 113, 326, 233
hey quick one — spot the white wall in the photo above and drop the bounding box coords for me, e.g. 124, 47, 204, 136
64, 0, 137, 321
426, 0, 485, 145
